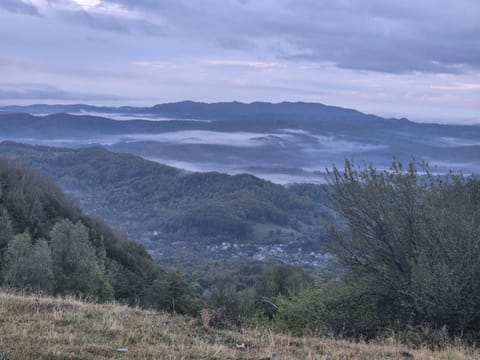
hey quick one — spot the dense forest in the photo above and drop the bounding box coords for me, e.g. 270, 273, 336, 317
0, 141, 336, 267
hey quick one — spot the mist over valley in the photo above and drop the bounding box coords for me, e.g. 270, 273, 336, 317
2, 101, 479, 185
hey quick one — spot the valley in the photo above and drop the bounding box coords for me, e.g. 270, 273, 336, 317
0, 141, 336, 269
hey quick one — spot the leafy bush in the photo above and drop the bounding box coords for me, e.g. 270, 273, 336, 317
325, 160, 480, 340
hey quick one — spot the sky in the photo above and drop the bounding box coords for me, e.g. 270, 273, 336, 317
1, 0, 479, 124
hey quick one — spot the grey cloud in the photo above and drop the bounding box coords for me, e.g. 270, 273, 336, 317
216, 37, 255, 51
0, 57, 138, 81
54, 8, 169, 36
259, 0, 480, 74
101, 0, 480, 74
0, 84, 129, 101
102, 0, 189, 12
0, 0, 39, 16
0, 58, 34, 69
69, 10, 129, 33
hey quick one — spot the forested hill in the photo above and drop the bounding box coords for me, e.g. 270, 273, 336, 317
0, 155, 197, 312
0, 141, 335, 267
0, 112, 205, 138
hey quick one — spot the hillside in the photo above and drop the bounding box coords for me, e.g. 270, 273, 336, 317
0, 141, 335, 267
0, 112, 203, 138
0, 291, 477, 360
0, 155, 199, 312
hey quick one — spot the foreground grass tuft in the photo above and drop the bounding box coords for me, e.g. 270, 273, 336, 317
0, 291, 478, 359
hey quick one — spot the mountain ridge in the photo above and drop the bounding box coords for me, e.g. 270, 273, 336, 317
0, 100, 411, 123
2, 102, 480, 183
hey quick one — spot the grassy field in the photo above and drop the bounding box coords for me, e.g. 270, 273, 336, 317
0, 291, 478, 359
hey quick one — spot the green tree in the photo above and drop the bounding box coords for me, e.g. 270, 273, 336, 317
49, 219, 108, 298
254, 264, 312, 320
3, 233, 54, 292
255, 263, 312, 299
0, 208, 14, 273
147, 271, 199, 315
28, 239, 55, 292
3, 232, 32, 289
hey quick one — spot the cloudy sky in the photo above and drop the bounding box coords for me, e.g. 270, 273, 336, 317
1, 0, 479, 123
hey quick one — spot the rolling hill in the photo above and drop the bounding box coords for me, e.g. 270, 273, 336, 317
0, 141, 335, 267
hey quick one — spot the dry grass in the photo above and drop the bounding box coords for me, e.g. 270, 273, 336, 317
0, 291, 478, 359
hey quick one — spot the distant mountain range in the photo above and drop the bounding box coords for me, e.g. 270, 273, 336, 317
1, 101, 479, 183
0, 101, 406, 123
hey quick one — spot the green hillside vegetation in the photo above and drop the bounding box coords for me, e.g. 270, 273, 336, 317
257, 160, 480, 341
193, 161, 480, 343
0, 141, 335, 266
0, 154, 322, 326
1, 142, 480, 345
0, 156, 197, 313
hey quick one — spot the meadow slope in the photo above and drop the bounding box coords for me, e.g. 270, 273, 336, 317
0, 292, 478, 360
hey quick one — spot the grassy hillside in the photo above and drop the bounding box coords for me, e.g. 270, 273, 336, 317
0, 291, 477, 360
